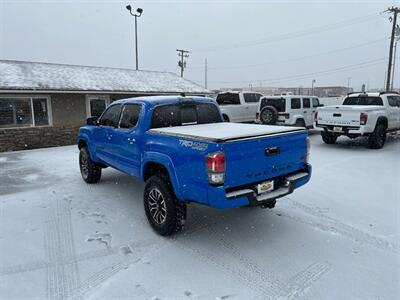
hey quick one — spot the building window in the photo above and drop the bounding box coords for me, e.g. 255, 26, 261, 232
0, 97, 51, 128
86, 95, 110, 118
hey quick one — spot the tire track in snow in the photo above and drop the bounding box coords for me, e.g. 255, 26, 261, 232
283, 261, 331, 300
0, 238, 157, 276
174, 214, 327, 300
45, 196, 81, 300
281, 199, 400, 254
1, 202, 330, 299
68, 243, 162, 300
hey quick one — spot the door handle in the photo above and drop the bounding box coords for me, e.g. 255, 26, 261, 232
303, 111, 307, 113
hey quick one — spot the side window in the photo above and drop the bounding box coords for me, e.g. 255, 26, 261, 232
387, 96, 400, 107
244, 93, 255, 103
291, 98, 301, 109
254, 94, 263, 102
312, 98, 320, 108
119, 104, 141, 129
99, 104, 122, 127
216, 93, 240, 105
303, 98, 311, 108
244, 93, 262, 103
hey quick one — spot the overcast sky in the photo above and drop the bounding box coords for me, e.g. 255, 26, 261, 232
0, 0, 398, 90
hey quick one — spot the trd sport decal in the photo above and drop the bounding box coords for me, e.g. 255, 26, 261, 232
179, 140, 208, 151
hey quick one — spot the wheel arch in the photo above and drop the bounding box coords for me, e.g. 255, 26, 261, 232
222, 114, 230, 122
141, 153, 183, 200
376, 116, 388, 129
294, 117, 306, 126
77, 135, 95, 159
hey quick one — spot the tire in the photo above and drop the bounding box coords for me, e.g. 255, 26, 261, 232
295, 119, 306, 128
223, 114, 230, 122
79, 147, 102, 183
144, 174, 187, 236
368, 123, 387, 149
260, 106, 278, 125
321, 131, 338, 144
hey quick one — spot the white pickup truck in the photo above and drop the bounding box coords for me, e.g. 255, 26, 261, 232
315, 92, 400, 149
216, 91, 263, 122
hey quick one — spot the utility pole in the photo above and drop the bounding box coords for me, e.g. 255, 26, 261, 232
391, 41, 398, 90
385, 6, 400, 91
204, 58, 208, 89
176, 49, 190, 77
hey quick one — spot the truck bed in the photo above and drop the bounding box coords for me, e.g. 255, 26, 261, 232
149, 123, 305, 143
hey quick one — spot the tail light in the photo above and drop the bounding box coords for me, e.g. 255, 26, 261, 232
279, 113, 290, 119
205, 151, 225, 185
306, 137, 311, 163
256, 112, 260, 120
360, 113, 368, 125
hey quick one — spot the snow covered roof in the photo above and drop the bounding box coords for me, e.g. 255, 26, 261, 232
0, 60, 209, 94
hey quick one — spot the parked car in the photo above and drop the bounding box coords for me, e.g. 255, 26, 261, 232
216, 91, 263, 122
315, 92, 400, 149
77, 96, 312, 236
256, 95, 321, 128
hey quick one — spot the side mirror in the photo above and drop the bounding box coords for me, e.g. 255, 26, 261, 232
86, 117, 99, 126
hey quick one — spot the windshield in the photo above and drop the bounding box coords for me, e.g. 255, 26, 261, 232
151, 102, 222, 128
343, 96, 383, 106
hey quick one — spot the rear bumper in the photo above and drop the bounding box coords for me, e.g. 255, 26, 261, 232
315, 123, 372, 135
206, 164, 312, 208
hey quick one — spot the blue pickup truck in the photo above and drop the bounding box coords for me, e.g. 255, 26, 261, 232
77, 96, 311, 236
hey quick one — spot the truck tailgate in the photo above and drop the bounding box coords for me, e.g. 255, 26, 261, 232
223, 131, 308, 188
317, 105, 382, 127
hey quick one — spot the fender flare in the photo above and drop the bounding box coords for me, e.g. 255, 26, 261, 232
141, 152, 183, 200
77, 133, 98, 162
376, 116, 388, 128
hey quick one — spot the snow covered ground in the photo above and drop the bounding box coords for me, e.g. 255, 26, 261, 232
0, 132, 399, 300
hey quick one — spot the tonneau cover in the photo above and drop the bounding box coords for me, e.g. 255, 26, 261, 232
148, 123, 304, 142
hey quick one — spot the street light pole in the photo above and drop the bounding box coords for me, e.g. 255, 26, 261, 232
126, 4, 143, 70
311, 79, 316, 96
135, 15, 138, 70
347, 77, 351, 93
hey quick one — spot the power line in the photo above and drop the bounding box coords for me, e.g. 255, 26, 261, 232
198, 12, 382, 52
200, 58, 388, 85
189, 37, 388, 71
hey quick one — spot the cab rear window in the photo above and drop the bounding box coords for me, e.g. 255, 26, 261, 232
151, 102, 222, 128
343, 97, 383, 106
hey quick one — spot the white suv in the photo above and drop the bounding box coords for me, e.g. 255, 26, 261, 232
216, 91, 263, 122
256, 95, 321, 128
